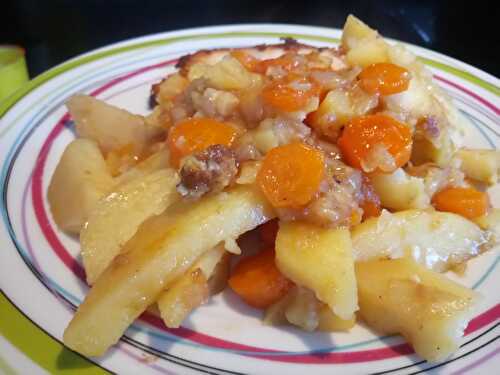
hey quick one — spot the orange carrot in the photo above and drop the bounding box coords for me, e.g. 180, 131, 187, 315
359, 63, 411, 95
338, 114, 412, 173
432, 187, 489, 219
257, 142, 325, 208
167, 117, 238, 167
228, 248, 293, 309
262, 75, 319, 112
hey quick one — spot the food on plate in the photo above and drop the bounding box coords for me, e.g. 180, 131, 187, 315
63, 186, 273, 356
352, 209, 489, 272
48, 139, 115, 233
356, 258, 480, 361
80, 168, 179, 284
275, 222, 357, 319
49, 14, 499, 361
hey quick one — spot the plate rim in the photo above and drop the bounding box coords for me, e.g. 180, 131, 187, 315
0, 23, 499, 375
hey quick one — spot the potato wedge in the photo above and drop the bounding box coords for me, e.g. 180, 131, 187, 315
157, 245, 225, 328
81, 169, 180, 284
114, 149, 170, 186
275, 222, 358, 319
63, 186, 274, 356
48, 139, 114, 234
68, 95, 163, 154
356, 258, 480, 362
346, 38, 389, 67
369, 169, 430, 211
341, 14, 378, 50
352, 209, 488, 272
317, 304, 356, 332
457, 149, 500, 185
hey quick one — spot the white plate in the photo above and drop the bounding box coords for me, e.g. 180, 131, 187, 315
0, 24, 499, 375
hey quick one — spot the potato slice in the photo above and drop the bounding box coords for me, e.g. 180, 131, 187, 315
342, 15, 389, 69
457, 149, 500, 185
356, 258, 480, 362
157, 245, 224, 328
67, 95, 163, 154
317, 304, 356, 332
81, 169, 180, 284
346, 38, 389, 67
63, 186, 274, 356
48, 139, 114, 234
114, 149, 170, 186
352, 209, 488, 272
341, 14, 378, 50
369, 169, 430, 211
275, 222, 358, 319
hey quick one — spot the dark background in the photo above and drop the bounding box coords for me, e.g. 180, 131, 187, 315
1, 0, 499, 78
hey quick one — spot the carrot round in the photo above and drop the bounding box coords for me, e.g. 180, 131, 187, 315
338, 114, 412, 173
359, 63, 411, 95
257, 142, 325, 208
432, 187, 489, 219
167, 117, 238, 167
228, 248, 293, 309
262, 75, 319, 112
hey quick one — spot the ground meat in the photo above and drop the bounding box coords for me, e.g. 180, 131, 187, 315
418, 115, 440, 139
276, 159, 363, 227
304, 182, 362, 227
177, 144, 239, 199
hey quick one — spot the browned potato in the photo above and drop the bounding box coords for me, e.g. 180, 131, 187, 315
356, 258, 480, 362
81, 169, 180, 284
352, 209, 488, 272
63, 186, 274, 356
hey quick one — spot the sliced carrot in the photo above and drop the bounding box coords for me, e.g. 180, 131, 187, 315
228, 248, 293, 309
360, 175, 381, 220
167, 117, 238, 167
257, 142, 325, 208
338, 114, 412, 173
432, 187, 489, 219
359, 63, 411, 95
259, 219, 279, 245
262, 75, 320, 112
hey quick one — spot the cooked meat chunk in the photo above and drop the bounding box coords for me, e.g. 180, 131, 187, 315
177, 144, 239, 199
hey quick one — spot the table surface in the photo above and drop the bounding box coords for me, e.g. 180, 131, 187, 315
1, 0, 499, 79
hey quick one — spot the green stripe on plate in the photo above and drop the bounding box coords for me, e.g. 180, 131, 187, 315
0, 293, 109, 374
0, 353, 17, 375
420, 57, 500, 96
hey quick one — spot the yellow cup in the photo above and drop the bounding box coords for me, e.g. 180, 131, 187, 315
0, 45, 29, 102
